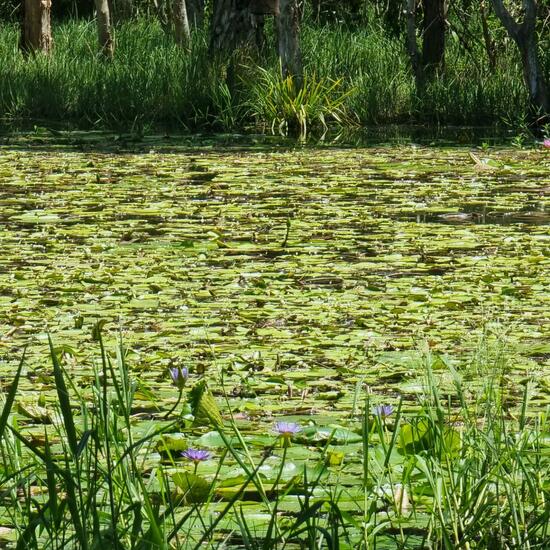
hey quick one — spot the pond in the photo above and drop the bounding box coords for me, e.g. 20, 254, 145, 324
0, 131, 548, 547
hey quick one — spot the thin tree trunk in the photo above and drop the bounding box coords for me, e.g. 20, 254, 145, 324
480, 1, 496, 71
421, 0, 445, 72
173, 0, 191, 47
490, 0, 549, 117
312, 0, 321, 23
20, 0, 52, 55
73, 0, 95, 18
155, 0, 172, 34
406, 0, 423, 87
95, 0, 115, 58
276, 0, 303, 88
254, 15, 267, 53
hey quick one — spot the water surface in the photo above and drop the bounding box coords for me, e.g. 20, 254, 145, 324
0, 133, 548, 417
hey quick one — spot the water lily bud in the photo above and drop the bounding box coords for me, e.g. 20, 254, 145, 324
170, 366, 188, 390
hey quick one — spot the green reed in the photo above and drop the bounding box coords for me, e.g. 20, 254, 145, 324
0, 331, 548, 548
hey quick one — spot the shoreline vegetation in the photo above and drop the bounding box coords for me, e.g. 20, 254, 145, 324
0, 333, 548, 548
0, 16, 547, 135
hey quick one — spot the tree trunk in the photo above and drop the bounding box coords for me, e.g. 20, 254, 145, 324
480, 1, 496, 71
95, 0, 115, 58
20, 0, 52, 55
173, 0, 191, 47
276, 0, 303, 88
154, 0, 172, 35
519, 31, 549, 116
311, 0, 321, 23
53, 0, 94, 18
421, 0, 445, 72
209, 0, 256, 53
490, 0, 549, 118
406, 0, 423, 87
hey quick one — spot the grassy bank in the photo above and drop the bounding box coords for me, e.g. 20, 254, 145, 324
0, 18, 537, 132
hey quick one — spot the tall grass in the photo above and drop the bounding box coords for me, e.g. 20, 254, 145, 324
0, 20, 231, 130
0, 330, 548, 548
0, 16, 542, 132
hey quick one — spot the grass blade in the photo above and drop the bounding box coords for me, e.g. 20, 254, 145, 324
48, 335, 79, 458
0, 347, 26, 445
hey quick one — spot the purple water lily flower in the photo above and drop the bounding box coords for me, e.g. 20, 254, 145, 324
273, 421, 302, 439
543, 138, 550, 149
169, 366, 188, 390
373, 405, 394, 418
181, 448, 212, 463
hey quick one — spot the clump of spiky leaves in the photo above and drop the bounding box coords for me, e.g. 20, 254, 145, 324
248, 66, 354, 136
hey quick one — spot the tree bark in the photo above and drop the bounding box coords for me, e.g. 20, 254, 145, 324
209, 0, 256, 53
406, 0, 423, 87
95, 0, 115, 58
421, 0, 445, 72
490, 0, 549, 117
276, 0, 303, 88
480, 1, 496, 71
20, 0, 52, 55
173, 0, 191, 47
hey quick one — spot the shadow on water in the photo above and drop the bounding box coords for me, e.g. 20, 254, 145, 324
395, 208, 550, 226
0, 121, 530, 153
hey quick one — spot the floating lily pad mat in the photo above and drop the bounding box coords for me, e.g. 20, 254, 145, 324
0, 135, 549, 418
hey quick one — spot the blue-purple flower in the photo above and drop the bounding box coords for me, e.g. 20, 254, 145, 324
170, 366, 188, 390
273, 421, 302, 439
373, 405, 394, 418
544, 138, 550, 149
181, 448, 211, 463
